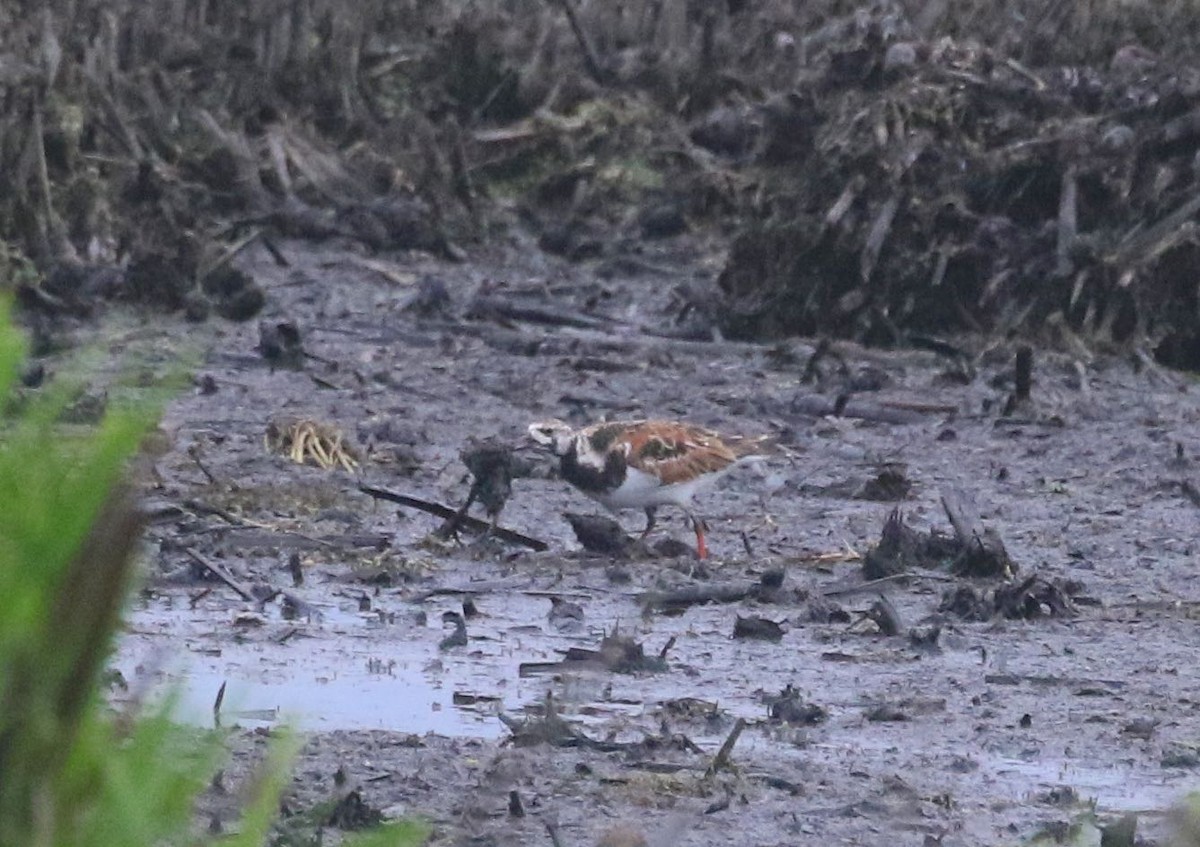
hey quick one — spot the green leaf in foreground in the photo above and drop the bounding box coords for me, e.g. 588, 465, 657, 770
342, 819, 432, 847
0, 300, 301, 847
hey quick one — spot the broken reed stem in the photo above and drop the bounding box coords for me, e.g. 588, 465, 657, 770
706, 717, 746, 778
1015, 345, 1033, 401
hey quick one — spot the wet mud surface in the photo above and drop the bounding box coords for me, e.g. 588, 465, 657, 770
110, 237, 1200, 845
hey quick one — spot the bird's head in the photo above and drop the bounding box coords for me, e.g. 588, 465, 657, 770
527, 419, 575, 456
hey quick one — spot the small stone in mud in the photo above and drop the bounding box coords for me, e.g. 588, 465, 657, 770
865, 704, 908, 722
804, 597, 852, 624
195, 373, 218, 395
760, 568, 785, 589
652, 537, 697, 559
855, 464, 912, 501
565, 512, 632, 555
1122, 717, 1158, 740
908, 624, 941, 651
733, 615, 785, 642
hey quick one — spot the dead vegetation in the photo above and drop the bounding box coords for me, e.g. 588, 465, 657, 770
8, 0, 1200, 367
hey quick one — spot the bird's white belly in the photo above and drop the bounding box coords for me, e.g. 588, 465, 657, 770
589, 467, 716, 511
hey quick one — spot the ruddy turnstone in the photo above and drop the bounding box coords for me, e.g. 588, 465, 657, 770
527, 419, 771, 559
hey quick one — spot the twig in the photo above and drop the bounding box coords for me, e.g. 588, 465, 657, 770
639, 582, 756, 611
706, 718, 746, 778
184, 548, 255, 601
468, 295, 618, 330
879, 399, 960, 415
1002, 56, 1047, 90
790, 394, 925, 425
358, 485, 548, 551
546, 0, 609, 85
543, 817, 567, 847
822, 571, 956, 597
187, 444, 217, 484
213, 680, 226, 728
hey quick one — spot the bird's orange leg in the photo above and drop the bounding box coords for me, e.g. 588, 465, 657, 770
690, 514, 709, 559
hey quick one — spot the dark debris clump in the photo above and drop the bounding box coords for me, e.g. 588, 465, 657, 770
940, 574, 1079, 621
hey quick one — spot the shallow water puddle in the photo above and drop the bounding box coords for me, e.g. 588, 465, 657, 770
115, 643, 511, 738
115, 592, 558, 738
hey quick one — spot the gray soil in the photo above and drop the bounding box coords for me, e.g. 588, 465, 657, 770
110, 234, 1200, 846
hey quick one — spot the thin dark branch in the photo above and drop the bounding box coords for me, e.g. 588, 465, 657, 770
358, 485, 548, 551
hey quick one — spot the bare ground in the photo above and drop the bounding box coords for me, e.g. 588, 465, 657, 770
109, 235, 1200, 846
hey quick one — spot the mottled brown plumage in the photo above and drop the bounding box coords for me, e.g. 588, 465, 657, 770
528, 418, 772, 558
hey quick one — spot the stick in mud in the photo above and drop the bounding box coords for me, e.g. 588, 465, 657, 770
212, 680, 226, 729
706, 717, 747, 778
1015, 345, 1033, 402
358, 485, 548, 551
185, 547, 255, 601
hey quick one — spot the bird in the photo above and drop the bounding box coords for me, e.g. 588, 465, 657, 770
527, 418, 772, 559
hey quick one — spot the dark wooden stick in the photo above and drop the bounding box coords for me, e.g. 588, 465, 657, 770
184, 548, 255, 601
1015, 345, 1033, 402
468, 294, 617, 330
358, 485, 548, 551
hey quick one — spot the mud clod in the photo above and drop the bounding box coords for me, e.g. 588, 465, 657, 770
326, 789, 383, 831
257, 321, 305, 369
767, 685, 827, 726
940, 574, 1077, 621
733, 615, 785, 642
564, 512, 634, 556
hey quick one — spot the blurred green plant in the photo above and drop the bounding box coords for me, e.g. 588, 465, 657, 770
0, 300, 428, 847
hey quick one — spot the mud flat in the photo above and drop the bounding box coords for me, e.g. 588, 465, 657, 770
98, 236, 1200, 845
